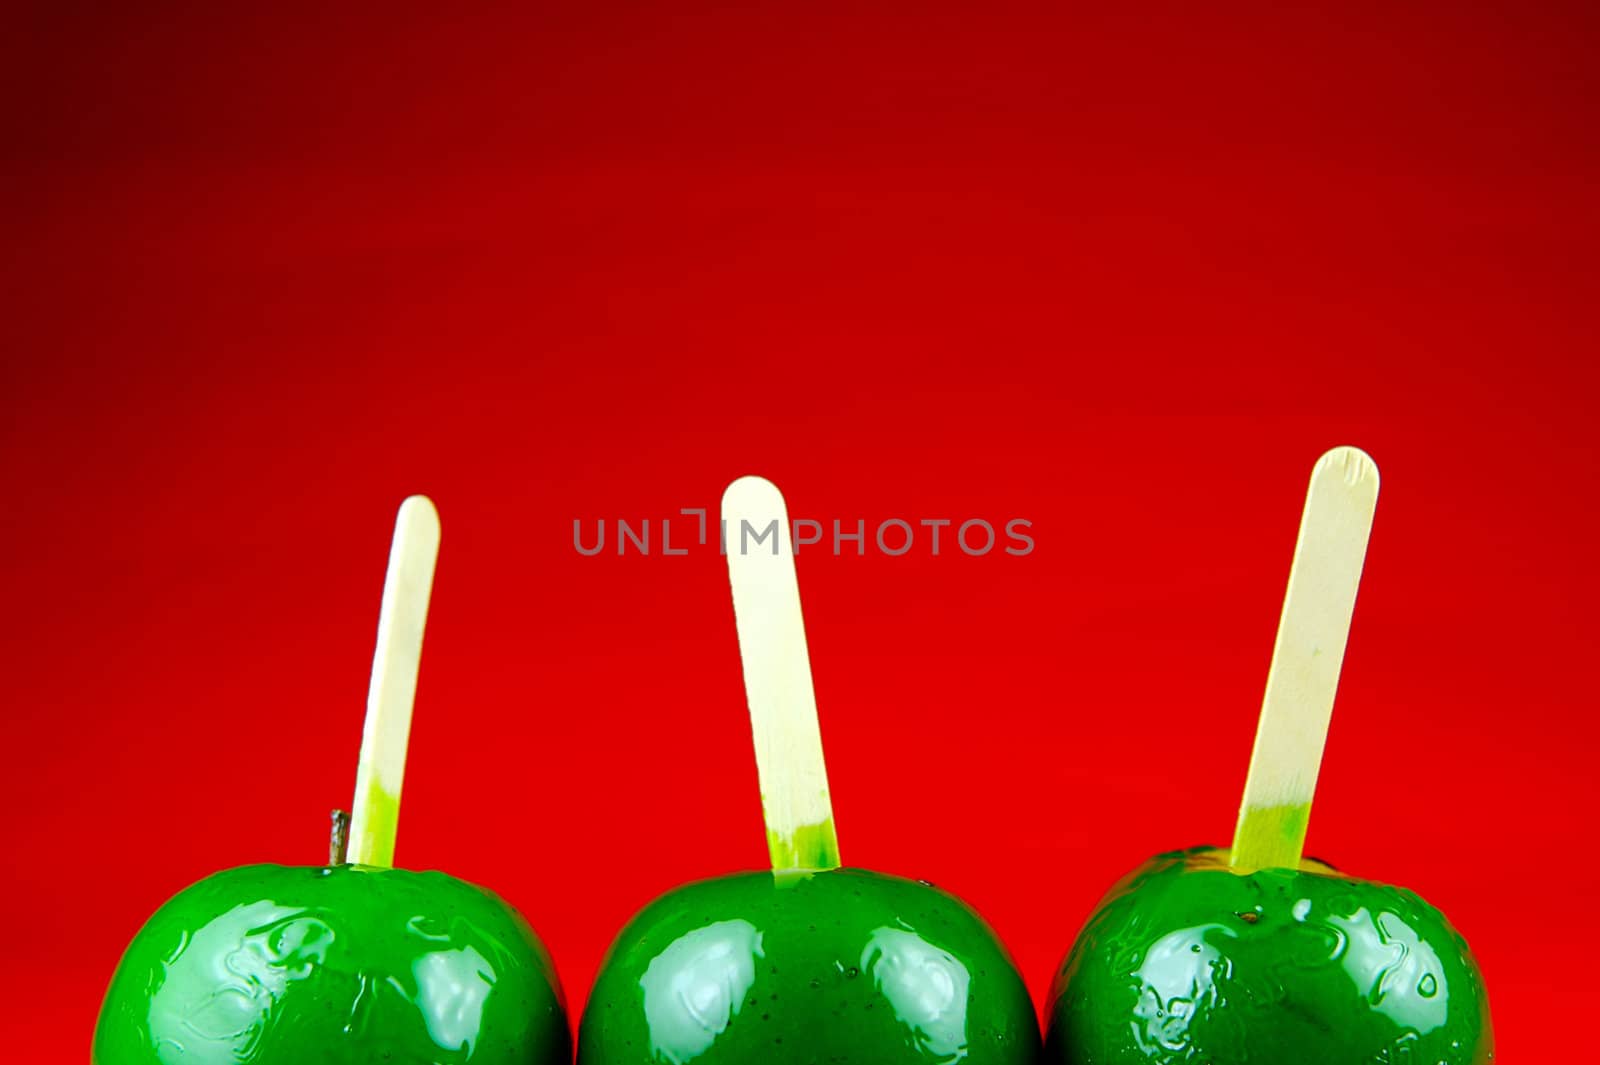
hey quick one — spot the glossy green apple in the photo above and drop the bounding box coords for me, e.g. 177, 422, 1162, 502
1045, 847, 1493, 1065
94, 863, 569, 1064
579, 867, 1039, 1065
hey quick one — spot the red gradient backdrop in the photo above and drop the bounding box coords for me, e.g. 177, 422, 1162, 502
4, 6, 1595, 1059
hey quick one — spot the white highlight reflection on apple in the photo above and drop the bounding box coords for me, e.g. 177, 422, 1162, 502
412, 946, 496, 1055
1327, 907, 1448, 1036
1129, 924, 1235, 1056
640, 919, 766, 1065
158, 901, 331, 1060
861, 926, 972, 1064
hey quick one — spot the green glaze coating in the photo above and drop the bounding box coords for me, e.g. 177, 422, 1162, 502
94, 864, 569, 1065
579, 867, 1039, 1065
1229, 801, 1311, 874
766, 818, 840, 872
354, 777, 402, 868
1046, 848, 1493, 1065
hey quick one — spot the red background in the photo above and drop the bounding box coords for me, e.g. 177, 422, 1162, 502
4, 6, 1594, 1059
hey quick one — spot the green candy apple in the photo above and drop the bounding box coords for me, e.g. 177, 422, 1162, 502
1043, 451, 1492, 1062
93, 861, 569, 1065
94, 497, 568, 1063
580, 867, 1039, 1065
1045, 848, 1493, 1065
592, 477, 1039, 1063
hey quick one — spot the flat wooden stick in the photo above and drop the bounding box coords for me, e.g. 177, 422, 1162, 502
723, 476, 840, 873
347, 495, 441, 868
1231, 447, 1379, 872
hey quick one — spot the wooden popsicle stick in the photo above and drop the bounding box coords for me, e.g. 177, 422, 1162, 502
347, 495, 441, 868
1230, 448, 1379, 873
723, 476, 841, 873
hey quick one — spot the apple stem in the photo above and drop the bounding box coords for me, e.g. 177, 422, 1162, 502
723, 476, 841, 874
329, 809, 351, 866
1230, 447, 1379, 873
